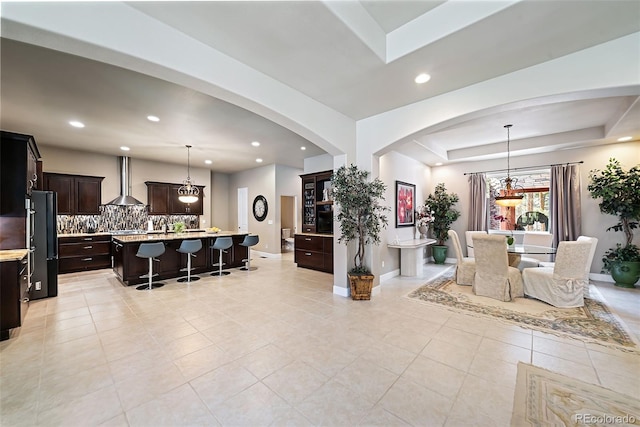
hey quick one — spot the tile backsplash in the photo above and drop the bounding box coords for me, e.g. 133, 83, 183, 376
57, 205, 199, 234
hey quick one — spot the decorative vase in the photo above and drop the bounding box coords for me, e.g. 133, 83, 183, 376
418, 225, 428, 239
432, 245, 448, 264
506, 235, 515, 250
610, 261, 640, 288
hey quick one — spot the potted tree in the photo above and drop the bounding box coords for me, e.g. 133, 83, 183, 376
332, 164, 389, 300
425, 183, 461, 264
588, 158, 640, 288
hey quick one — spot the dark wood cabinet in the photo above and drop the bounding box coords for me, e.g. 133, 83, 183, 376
0, 253, 29, 340
147, 182, 171, 214
146, 181, 205, 215
1, 131, 41, 250
170, 183, 204, 215
294, 234, 333, 273
43, 173, 104, 215
58, 234, 112, 273
300, 170, 333, 234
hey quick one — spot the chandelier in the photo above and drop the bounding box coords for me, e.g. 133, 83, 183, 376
494, 124, 524, 207
177, 145, 199, 204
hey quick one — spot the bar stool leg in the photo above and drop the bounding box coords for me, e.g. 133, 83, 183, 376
178, 253, 200, 283
136, 258, 165, 290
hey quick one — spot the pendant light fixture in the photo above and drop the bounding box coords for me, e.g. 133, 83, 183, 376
177, 145, 199, 204
494, 124, 524, 207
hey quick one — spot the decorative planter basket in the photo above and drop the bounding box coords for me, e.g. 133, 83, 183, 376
348, 273, 374, 300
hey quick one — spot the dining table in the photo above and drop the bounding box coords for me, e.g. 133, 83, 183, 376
507, 244, 556, 267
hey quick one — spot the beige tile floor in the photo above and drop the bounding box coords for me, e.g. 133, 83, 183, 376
1, 253, 639, 426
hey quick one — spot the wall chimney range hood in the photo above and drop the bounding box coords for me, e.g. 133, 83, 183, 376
106, 156, 145, 206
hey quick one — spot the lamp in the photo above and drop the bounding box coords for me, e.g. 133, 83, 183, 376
495, 124, 523, 207
177, 145, 199, 204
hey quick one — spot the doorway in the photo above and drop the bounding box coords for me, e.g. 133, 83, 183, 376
280, 195, 296, 253
237, 187, 248, 233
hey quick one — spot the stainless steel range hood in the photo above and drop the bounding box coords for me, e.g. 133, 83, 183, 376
106, 156, 145, 206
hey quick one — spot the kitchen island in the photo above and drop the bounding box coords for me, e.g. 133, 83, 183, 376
112, 231, 249, 286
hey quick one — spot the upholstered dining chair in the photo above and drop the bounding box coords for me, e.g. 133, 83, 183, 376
448, 230, 475, 286
539, 236, 598, 277
472, 234, 523, 301
517, 232, 554, 270
464, 230, 486, 258
522, 240, 592, 308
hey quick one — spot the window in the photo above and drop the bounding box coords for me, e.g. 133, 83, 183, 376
488, 170, 550, 232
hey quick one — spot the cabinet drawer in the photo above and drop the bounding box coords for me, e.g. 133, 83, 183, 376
59, 255, 111, 273
294, 249, 324, 268
59, 235, 111, 244
60, 241, 111, 257
294, 235, 324, 251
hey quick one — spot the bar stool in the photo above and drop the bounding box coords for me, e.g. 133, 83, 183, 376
177, 239, 202, 283
240, 235, 259, 271
210, 237, 233, 276
136, 242, 166, 290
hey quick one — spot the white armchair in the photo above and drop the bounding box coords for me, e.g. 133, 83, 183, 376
464, 230, 487, 258
522, 240, 592, 308
517, 232, 553, 270
472, 234, 523, 301
539, 236, 598, 277
448, 230, 475, 286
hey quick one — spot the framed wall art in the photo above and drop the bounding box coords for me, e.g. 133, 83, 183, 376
395, 180, 415, 227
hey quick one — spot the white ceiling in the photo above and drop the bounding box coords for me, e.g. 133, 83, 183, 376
1, 1, 639, 172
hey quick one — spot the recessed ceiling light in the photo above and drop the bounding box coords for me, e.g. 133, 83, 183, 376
251, 141, 260, 147
204, 160, 212, 165
415, 73, 431, 84
147, 115, 160, 122
120, 146, 130, 151
256, 158, 263, 163
617, 136, 632, 142
435, 162, 443, 166
69, 121, 85, 128
301, 146, 306, 150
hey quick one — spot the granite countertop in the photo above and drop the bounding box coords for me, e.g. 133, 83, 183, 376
58, 232, 113, 237
112, 231, 247, 243
0, 249, 29, 262
295, 232, 334, 238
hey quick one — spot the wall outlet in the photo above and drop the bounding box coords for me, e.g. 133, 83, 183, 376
35, 281, 42, 291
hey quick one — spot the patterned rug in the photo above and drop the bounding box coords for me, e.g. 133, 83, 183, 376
406, 270, 639, 353
511, 363, 640, 426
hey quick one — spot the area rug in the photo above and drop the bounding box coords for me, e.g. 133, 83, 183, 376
406, 270, 639, 353
511, 363, 640, 426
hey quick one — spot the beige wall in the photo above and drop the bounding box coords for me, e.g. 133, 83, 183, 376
379, 151, 432, 275
228, 165, 277, 253
38, 145, 212, 225
429, 141, 640, 274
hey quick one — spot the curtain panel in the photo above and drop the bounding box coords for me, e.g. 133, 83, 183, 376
550, 164, 582, 247
468, 173, 487, 231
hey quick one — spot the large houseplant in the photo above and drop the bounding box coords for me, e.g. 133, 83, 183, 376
588, 158, 640, 288
425, 183, 461, 264
332, 164, 389, 300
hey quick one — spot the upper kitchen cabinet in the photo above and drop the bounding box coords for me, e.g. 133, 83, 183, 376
300, 170, 333, 234
146, 181, 205, 215
146, 182, 170, 214
43, 173, 103, 215
1, 131, 41, 249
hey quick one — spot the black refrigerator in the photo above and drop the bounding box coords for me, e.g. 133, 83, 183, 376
31, 190, 58, 300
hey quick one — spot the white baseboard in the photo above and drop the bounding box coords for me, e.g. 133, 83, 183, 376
253, 251, 281, 259
333, 285, 349, 297
380, 269, 400, 282
590, 272, 614, 283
